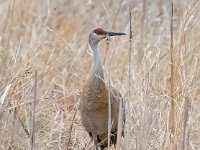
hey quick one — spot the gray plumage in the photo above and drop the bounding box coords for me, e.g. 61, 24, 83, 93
80, 28, 126, 149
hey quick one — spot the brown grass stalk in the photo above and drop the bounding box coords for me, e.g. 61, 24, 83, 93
65, 108, 77, 150
181, 97, 189, 150
125, 6, 133, 150
169, 2, 176, 149
116, 96, 123, 150
30, 71, 37, 150
107, 37, 111, 150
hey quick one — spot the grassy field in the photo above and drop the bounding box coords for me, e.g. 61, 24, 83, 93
0, 0, 200, 149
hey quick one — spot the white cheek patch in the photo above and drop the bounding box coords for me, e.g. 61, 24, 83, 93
98, 35, 106, 39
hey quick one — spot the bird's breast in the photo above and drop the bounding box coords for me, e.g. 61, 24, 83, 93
81, 76, 108, 110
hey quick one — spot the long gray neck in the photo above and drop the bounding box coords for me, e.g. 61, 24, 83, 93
89, 40, 104, 79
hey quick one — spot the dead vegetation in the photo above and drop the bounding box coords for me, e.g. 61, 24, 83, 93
0, 0, 200, 149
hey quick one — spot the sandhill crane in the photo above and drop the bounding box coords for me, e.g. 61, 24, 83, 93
80, 28, 126, 149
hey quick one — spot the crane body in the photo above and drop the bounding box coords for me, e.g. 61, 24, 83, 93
80, 28, 126, 149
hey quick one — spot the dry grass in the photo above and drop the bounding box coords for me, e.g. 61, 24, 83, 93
0, 0, 200, 149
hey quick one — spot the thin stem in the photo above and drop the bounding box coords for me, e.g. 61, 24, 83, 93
125, 5, 133, 150
31, 71, 37, 150
65, 108, 77, 150
169, 2, 176, 149
107, 37, 111, 150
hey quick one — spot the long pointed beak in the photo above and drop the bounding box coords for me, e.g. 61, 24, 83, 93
107, 31, 126, 36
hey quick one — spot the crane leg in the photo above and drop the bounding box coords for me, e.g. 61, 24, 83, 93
92, 133, 100, 150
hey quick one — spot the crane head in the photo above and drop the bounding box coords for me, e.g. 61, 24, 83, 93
89, 28, 126, 44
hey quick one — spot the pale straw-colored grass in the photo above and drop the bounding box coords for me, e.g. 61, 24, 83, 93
0, 0, 200, 149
